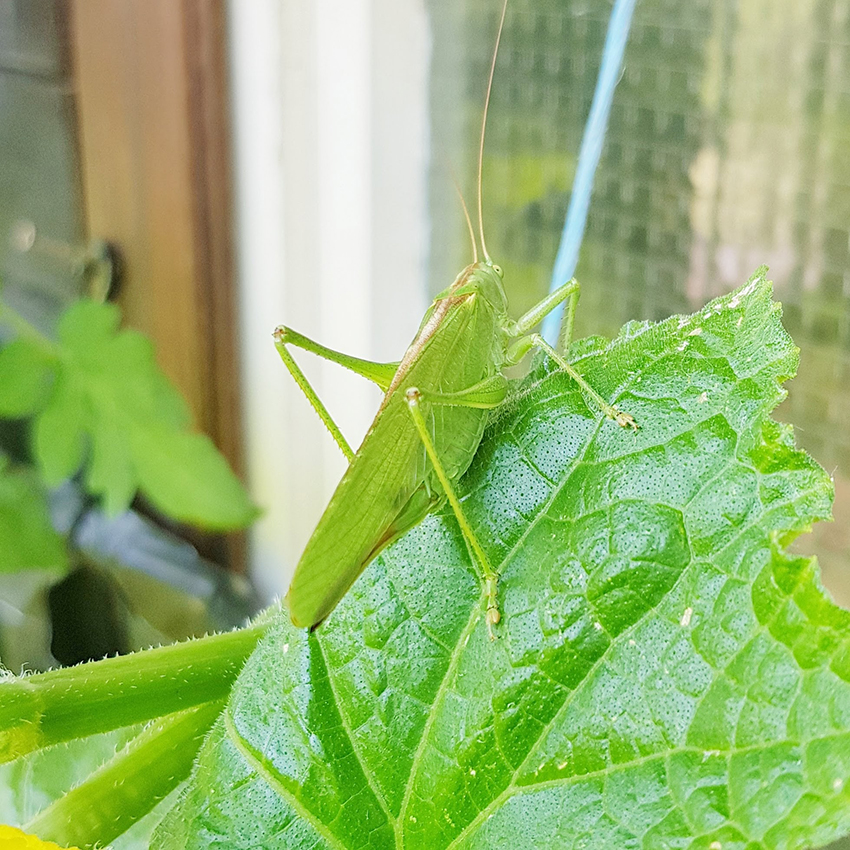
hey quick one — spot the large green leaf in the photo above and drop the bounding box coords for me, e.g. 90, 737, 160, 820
156, 271, 849, 849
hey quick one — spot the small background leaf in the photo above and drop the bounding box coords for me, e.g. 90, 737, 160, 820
84, 408, 137, 516
24, 299, 254, 529
156, 272, 850, 849
0, 460, 66, 573
32, 373, 87, 486
0, 341, 55, 418
0, 727, 155, 850
132, 429, 259, 531
57, 299, 121, 355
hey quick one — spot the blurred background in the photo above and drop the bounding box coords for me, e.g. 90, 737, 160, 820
0, 0, 848, 663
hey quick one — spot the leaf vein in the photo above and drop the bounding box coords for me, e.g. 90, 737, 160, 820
446, 731, 850, 849
224, 708, 349, 850
399, 602, 484, 837
315, 637, 399, 836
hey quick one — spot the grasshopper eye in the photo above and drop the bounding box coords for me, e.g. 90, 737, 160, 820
493, 264, 503, 277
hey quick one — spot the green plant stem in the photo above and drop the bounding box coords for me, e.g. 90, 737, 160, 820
26, 699, 224, 849
0, 296, 58, 354
0, 623, 266, 763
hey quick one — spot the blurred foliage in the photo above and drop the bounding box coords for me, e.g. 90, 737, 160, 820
0, 294, 260, 673
0, 295, 257, 576
0, 298, 258, 529
0, 726, 154, 850
0, 457, 65, 574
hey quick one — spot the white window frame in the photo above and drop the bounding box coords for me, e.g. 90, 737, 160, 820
228, 0, 431, 600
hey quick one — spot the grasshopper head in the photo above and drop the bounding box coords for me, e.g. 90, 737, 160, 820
467, 260, 508, 315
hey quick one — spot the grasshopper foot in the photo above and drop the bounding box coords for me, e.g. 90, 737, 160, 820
613, 409, 638, 430
486, 606, 500, 640
485, 575, 500, 640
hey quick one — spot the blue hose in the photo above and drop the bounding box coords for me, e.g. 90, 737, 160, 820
542, 0, 638, 345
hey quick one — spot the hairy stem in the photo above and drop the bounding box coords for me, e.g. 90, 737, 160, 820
26, 700, 224, 849
0, 622, 266, 763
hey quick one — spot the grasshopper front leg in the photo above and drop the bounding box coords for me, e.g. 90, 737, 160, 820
405, 382, 505, 639
505, 279, 637, 429
514, 333, 637, 429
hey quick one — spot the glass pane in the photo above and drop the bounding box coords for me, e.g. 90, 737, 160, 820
0, 0, 85, 331
427, 0, 850, 612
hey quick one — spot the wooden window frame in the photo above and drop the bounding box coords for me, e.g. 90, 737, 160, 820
68, 0, 244, 567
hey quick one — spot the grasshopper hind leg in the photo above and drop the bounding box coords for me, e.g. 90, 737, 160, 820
405, 387, 502, 639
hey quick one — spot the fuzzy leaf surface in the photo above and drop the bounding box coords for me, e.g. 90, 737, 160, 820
157, 271, 849, 849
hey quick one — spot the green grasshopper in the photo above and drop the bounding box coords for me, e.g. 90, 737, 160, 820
274, 0, 636, 638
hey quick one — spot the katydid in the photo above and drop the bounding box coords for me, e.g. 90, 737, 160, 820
274, 0, 636, 637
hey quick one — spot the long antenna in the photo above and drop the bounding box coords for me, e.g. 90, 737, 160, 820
454, 177, 479, 264
477, 0, 509, 264
436, 141, 478, 262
